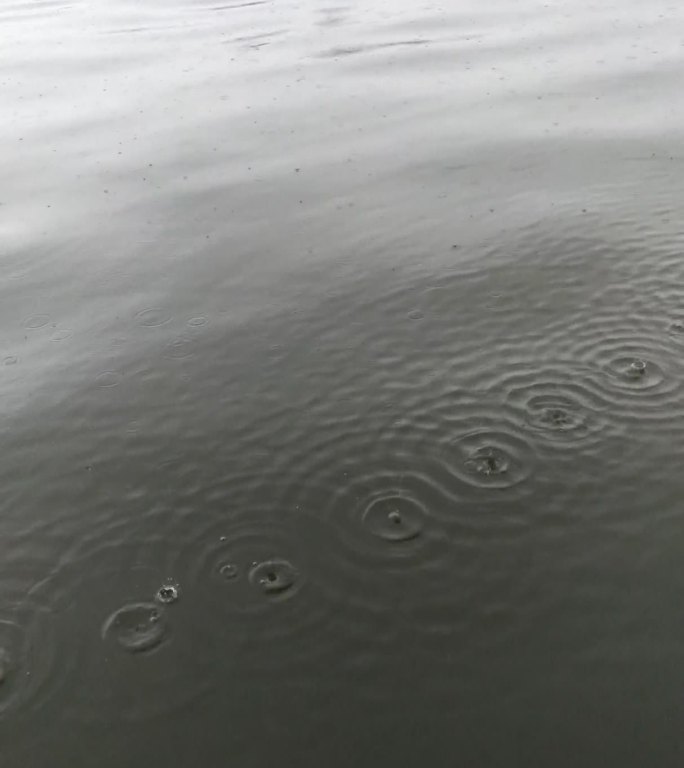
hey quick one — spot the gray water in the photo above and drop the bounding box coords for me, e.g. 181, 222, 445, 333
2, 1, 684, 765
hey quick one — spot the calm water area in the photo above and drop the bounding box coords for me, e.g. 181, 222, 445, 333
2, 1, 684, 765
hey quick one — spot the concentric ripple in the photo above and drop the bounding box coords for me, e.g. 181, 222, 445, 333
497, 364, 616, 449
0, 616, 26, 717
102, 602, 168, 653
26, 536, 216, 724
0, 606, 60, 722
605, 355, 664, 391
438, 425, 534, 491
362, 494, 425, 542
248, 559, 299, 597
164, 507, 339, 674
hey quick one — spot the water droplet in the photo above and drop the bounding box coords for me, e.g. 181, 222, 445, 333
249, 560, 297, 596
155, 584, 179, 605
218, 563, 238, 580
102, 603, 167, 653
24, 314, 50, 329
3, 356, 17, 366
136, 308, 171, 327
187, 316, 208, 327
95, 371, 121, 388
362, 495, 424, 542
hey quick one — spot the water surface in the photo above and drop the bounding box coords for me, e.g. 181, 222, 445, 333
2, 0, 684, 765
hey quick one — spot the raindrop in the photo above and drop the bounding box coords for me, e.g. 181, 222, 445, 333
24, 314, 50, 329
136, 308, 171, 327
102, 603, 167, 653
362, 495, 424, 542
163, 337, 194, 359
155, 584, 179, 605
50, 328, 73, 342
249, 560, 297, 596
95, 371, 121, 388
606, 355, 663, 390
626, 359, 647, 377
464, 446, 509, 477
441, 429, 532, 489
218, 563, 238, 580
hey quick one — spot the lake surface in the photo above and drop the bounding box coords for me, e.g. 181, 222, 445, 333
2, 0, 684, 765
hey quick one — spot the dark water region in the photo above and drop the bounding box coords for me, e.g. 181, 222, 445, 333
2, 0, 684, 765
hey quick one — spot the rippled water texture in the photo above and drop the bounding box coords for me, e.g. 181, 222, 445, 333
3, 0, 684, 766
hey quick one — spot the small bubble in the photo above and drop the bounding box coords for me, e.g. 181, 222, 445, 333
95, 371, 121, 388
219, 563, 239, 580
155, 584, 179, 605
24, 314, 50, 329
136, 308, 171, 327
249, 560, 297, 596
102, 603, 167, 653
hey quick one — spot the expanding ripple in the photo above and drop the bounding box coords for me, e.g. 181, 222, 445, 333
164, 507, 339, 676
435, 416, 536, 492
135, 308, 171, 327
497, 364, 617, 450
102, 602, 168, 653
0, 605, 62, 722
26, 536, 214, 724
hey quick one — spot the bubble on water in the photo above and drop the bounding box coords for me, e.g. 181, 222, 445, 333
136, 308, 171, 327
102, 603, 167, 653
3, 356, 17, 366
155, 584, 179, 605
24, 314, 50, 329
187, 316, 208, 327
218, 563, 239, 580
362, 494, 424, 542
95, 371, 121, 388
248, 560, 298, 597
